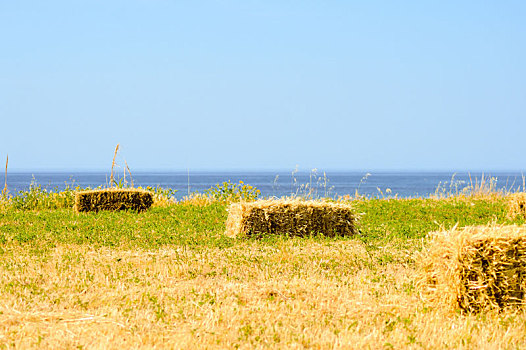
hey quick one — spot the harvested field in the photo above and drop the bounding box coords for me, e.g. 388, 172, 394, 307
1, 197, 526, 348
2, 241, 526, 349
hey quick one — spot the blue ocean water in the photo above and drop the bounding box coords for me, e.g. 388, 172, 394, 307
1, 171, 524, 199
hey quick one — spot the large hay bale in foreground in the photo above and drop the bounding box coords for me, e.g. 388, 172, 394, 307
225, 199, 360, 238
507, 193, 526, 219
420, 225, 526, 313
74, 188, 153, 213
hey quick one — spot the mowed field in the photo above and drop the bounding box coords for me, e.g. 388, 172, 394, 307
1, 196, 526, 349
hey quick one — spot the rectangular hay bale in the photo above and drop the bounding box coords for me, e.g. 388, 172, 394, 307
225, 199, 360, 238
420, 225, 526, 313
74, 188, 153, 213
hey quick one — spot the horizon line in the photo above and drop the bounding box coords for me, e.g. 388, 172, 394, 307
3, 168, 526, 174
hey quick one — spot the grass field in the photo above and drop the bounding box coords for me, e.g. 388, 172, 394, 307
1, 186, 526, 348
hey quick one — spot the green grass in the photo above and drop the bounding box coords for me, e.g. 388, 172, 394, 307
0, 203, 231, 249
0, 196, 522, 250
355, 197, 521, 241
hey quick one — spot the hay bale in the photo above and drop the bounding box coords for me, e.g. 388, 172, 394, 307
507, 193, 526, 219
225, 199, 360, 238
419, 225, 526, 313
74, 188, 153, 213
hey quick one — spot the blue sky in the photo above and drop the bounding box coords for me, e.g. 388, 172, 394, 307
1, 1, 525, 171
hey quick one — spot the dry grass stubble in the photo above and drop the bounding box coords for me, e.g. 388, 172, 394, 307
1, 240, 526, 349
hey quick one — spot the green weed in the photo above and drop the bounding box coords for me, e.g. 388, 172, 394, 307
205, 180, 260, 202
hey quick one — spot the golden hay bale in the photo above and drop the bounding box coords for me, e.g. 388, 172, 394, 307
225, 199, 360, 238
419, 225, 526, 313
507, 193, 526, 219
74, 188, 153, 213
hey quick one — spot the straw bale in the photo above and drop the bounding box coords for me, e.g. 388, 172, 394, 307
419, 225, 526, 313
74, 188, 153, 213
507, 193, 526, 219
225, 199, 360, 238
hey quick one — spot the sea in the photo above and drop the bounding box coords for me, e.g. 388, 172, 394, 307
1, 171, 524, 200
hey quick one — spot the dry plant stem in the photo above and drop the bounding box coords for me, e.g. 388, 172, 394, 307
125, 160, 134, 187
2, 154, 7, 196
110, 144, 120, 187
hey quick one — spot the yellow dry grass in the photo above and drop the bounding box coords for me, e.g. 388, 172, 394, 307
1, 241, 526, 349
177, 193, 216, 207
419, 225, 526, 313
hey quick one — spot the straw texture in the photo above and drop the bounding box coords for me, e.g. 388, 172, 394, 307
225, 199, 359, 238
74, 188, 153, 213
419, 225, 526, 313
508, 193, 526, 219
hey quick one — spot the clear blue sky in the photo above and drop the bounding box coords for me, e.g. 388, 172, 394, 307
1, 1, 525, 171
